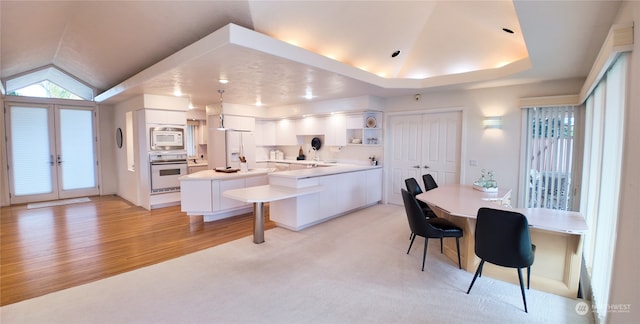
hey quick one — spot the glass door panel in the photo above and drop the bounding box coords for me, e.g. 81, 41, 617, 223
7, 104, 58, 203
6, 103, 99, 204
57, 108, 98, 195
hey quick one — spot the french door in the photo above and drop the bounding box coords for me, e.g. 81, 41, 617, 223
5, 102, 99, 204
388, 111, 462, 205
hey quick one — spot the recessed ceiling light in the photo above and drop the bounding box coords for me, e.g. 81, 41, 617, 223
502, 28, 514, 34
219, 79, 229, 84
391, 50, 401, 58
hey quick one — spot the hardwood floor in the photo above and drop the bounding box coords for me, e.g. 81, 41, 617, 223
0, 195, 274, 306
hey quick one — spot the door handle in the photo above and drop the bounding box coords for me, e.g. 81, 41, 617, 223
412, 165, 420, 168
57, 154, 62, 165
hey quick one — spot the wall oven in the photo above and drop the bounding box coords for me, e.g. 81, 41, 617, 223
150, 127, 184, 151
149, 152, 187, 194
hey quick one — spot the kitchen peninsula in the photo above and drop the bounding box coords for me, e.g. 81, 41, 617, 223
180, 163, 382, 230
267, 164, 382, 231
180, 168, 272, 222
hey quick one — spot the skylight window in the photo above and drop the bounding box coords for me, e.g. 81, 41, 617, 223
4, 65, 95, 101
9, 80, 83, 100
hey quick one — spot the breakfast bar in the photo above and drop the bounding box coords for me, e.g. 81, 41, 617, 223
417, 184, 588, 298
222, 184, 323, 243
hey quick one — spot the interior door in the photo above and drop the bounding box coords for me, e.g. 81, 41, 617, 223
5, 103, 99, 204
421, 111, 462, 185
387, 111, 461, 205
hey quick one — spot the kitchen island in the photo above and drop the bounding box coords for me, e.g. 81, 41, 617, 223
179, 168, 273, 221
268, 164, 382, 231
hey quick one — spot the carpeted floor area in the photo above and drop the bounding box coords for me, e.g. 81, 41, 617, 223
0, 204, 594, 323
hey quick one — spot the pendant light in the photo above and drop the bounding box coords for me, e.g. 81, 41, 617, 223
216, 89, 227, 130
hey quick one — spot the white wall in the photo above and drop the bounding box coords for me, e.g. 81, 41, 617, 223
113, 96, 146, 206
607, 1, 639, 323
384, 78, 584, 207
0, 96, 8, 206
97, 104, 117, 195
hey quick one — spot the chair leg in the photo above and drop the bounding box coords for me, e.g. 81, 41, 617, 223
440, 237, 443, 253
466, 260, 485, 294
421, 237, 429, 271
409, 232, 414, 240
455, 237, 462, 269
527, 266, 531, 289
407, 234, 416, 254
517, 268, 528, 313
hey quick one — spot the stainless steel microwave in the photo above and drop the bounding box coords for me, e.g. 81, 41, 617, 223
150, 127, 184, 151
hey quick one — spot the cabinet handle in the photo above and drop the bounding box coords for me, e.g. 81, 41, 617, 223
423, 165, 430, 169
413, 165, 421, 168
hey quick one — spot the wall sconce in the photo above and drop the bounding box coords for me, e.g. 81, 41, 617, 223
483, 116, 503, 129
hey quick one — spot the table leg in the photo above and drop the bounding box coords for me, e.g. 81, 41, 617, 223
254, 202, 265, 244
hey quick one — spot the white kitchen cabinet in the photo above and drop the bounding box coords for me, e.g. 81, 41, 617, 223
335, 171, 366, 211
365, 168, 383, 204
146, 109, 186, 125
181, 173, 270, 221
245, 175, 269, 187
296, 116, 323, 135
276, 119, 298, 146
180, 180, 213, 213
255, 120, 276, 146
269, 167, 380, 231
324, 114, 347, 146
222, 115, 255, 132
346, 112, 382, 146
217, 178, 247, 210
198, 120, 208, 144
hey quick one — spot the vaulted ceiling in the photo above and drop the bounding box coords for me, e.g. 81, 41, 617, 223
0, 0, 622, 109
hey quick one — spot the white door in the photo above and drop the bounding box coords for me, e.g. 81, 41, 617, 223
388, 111, 461, 205
6, 103, 99, 204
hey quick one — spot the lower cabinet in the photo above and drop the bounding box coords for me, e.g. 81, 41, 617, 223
180, 175, 268, 217
270, 168, 382, 231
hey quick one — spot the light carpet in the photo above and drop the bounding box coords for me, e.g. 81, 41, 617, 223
0, 204, 594, 324
27, 197, 91, 209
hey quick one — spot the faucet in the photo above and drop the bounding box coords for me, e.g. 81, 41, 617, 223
310, 147, 320, 166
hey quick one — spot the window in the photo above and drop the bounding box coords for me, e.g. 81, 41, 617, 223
8, 80, 83, 100
521, 105, 579, 210
580, 54, 628, 323
4, 65, 95, 101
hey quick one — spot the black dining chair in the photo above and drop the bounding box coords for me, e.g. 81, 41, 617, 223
401, 189, 462, 271
422, 173, 438, 191
404, 178, 437, 219
466, 207, 536, 313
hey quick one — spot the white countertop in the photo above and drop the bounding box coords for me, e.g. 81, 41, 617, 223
268, 163, 381, 179
417, 184, 588, 234
222, 184, 324, 203
187, 159, 208, 167
179, 167, 274, 181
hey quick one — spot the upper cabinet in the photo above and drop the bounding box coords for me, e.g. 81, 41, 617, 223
145, 109, 186, 126
222, 115, 255, 132
255, 120, 276, 146
276, 119, 298, 146
346, 111, 382, 146
324, 114, 347, 146
296, 116, 323, 135
253, 112, 382, 147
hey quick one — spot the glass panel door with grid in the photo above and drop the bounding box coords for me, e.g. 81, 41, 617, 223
5, 103, 99, 204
